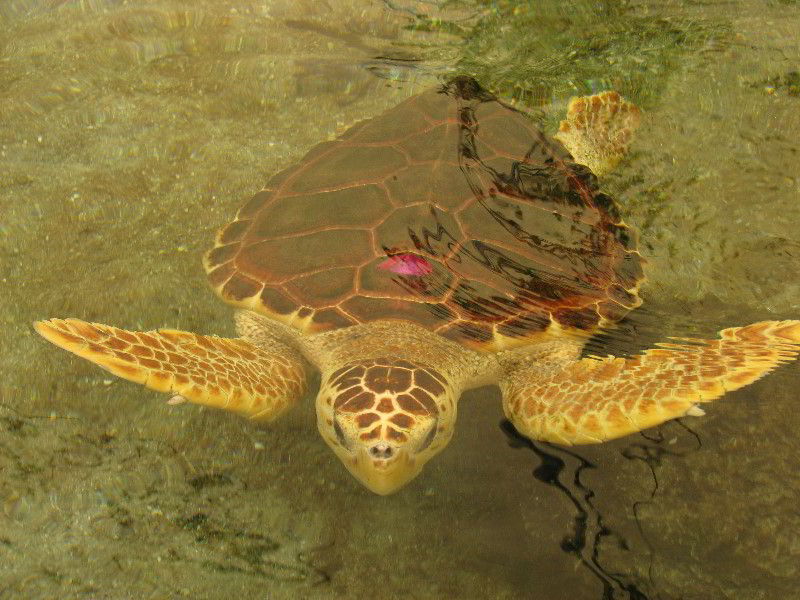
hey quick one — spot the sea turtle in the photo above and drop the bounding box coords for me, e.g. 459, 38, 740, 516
36, 76, 800, 495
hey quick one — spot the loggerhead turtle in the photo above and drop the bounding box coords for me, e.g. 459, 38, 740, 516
36, 76, 800, 495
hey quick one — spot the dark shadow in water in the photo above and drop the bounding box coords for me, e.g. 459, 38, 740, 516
501, 419, 702, 600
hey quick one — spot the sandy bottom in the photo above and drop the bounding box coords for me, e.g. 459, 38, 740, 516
1, 1, 799, 598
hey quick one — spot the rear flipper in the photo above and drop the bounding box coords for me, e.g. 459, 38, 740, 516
554, 90, 640, 177
501, 321, 800, 445
34, 318, 308, 421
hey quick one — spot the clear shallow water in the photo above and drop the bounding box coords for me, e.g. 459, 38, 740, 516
1, 1, 799, 598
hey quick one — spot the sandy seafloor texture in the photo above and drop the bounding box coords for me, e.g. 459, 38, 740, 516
1, 1, 799, 598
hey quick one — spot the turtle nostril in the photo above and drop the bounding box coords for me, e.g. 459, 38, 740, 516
369, 442, 394, 459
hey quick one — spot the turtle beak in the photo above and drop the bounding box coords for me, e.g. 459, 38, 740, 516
347, 446, 423, 496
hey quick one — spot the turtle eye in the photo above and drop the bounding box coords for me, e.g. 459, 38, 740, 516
333, 418, 347, 446
418, 421, 438, 452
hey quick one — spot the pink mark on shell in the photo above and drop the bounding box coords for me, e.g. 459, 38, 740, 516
377, 253, 433, 276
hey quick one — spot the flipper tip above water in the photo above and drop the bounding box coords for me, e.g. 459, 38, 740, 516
554, 91, 641, 177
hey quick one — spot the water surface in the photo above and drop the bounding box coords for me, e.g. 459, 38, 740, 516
1, 1, 799, 598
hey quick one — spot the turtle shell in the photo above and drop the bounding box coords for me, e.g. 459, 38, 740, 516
204, 77, 644, 352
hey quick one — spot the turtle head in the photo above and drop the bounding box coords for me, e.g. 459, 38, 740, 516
316, 357, 458, 495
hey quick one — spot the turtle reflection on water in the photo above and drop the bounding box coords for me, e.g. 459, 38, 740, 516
36, 77, 800, 495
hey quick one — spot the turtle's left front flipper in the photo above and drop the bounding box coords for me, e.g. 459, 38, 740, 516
34, 318, 308, 421
501, 321, 800, 445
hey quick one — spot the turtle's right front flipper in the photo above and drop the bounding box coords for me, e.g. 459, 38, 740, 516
501, 321, 800, 445
34, 318, 308, 421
